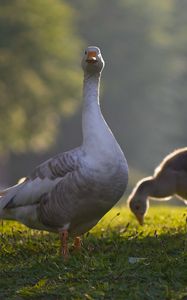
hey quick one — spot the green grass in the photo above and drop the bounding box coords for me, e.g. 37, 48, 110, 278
0, 206, 187, 300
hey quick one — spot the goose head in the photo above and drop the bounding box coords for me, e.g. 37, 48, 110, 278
81, 46, 105, 74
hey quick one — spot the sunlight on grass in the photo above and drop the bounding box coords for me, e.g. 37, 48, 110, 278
0, 205, 187, 300
92, 205, 187, 236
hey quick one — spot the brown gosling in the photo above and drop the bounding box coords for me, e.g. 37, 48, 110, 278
128, 148, 187, 225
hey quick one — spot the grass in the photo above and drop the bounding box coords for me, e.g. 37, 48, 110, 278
0, 205, 187, 300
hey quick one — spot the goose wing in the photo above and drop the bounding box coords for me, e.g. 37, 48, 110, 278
29, 148, 80, 181
1, 148, 80, 209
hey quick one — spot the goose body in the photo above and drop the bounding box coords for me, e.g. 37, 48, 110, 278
0, 47, 128, 252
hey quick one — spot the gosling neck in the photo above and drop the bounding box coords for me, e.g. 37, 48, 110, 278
138, 177, 154, 198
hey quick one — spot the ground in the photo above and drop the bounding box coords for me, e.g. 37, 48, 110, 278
0, 205, 187, 300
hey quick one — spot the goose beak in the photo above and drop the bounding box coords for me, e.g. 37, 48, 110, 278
86, 51, 97, 63
135, 213, 144, 225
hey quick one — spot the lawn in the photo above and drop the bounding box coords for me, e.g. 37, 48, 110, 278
0, 205, 187, 300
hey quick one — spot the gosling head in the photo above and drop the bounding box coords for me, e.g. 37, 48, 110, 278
81, 46, 105, 74
128, 195, 149, 225
127, 178, 151, 225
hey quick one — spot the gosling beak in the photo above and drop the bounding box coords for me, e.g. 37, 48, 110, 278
86, 51, 97, 63
135, 213, 144, 225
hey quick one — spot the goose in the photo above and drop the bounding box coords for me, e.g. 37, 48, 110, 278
0, 46, 128, 257
128, 147, 187, 225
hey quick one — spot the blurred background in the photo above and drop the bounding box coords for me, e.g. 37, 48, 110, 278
0, 0, 187, 204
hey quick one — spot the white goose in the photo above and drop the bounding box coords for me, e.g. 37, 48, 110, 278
0, 46, 128, 257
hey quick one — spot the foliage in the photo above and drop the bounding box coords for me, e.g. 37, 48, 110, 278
2, 0, 187, 184
0, 0, 82, 153
3, 0, 187, 184
0, 206, 186, 299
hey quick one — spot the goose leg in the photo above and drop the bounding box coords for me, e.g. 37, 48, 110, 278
73, 236, 81, 251
59, 229, 69, 258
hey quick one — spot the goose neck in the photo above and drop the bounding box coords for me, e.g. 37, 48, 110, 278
83, 73, 101, 107
82, 72, 106, 150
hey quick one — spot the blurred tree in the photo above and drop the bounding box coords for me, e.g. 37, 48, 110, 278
0, 0, 82, 154
5, 0, 187, 188
169, 0, 187, 147
68, 0, 178, 173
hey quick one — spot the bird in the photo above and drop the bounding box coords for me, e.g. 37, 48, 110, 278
128, 147, 187, 225
0, 46, 128, 257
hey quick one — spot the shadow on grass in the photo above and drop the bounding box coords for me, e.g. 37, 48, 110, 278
0, 225, 186, 300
